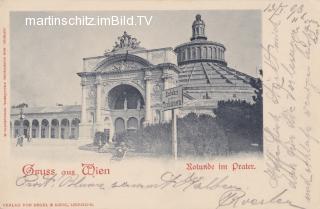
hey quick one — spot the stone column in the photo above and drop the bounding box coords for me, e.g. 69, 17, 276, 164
10, 122, 13, 138
28, 125, 32, 139
185, 49, 188, 61
60, 125, 63, 139
48, 125, 51, 139
56, 125, 60, 139
96, 76, 102, 126
69, 123, 72, 139
144, 70, 152, 125
81, 80, 87, 123
39, 124, 42, 138
79, 76, 93, 141
162, 69, 171, 122
214, 47, 217, 59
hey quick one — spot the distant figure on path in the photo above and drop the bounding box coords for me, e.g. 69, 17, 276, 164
16, 134, 24, 147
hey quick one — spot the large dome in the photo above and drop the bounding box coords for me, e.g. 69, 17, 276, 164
174, 14, 256, 111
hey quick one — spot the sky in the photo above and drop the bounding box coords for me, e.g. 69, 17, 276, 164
10, 10, 261, 107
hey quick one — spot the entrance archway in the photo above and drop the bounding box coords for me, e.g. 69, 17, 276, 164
108, 84, 145, 134
108, 84, 144, 110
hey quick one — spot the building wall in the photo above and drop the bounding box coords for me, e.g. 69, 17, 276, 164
10, 112, 80, 139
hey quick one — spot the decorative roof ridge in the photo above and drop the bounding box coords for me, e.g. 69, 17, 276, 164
174, 40, 226, 51
10, 105, 81, 115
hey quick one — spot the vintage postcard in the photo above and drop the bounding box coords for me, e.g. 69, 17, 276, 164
0, 0, 319, 208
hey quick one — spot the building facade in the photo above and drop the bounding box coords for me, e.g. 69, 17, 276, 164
10, 105, 81, 139
77, 31, 179, 141
10, 14, 257, 141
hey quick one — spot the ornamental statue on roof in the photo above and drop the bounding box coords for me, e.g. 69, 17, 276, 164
111, 31, 142, 52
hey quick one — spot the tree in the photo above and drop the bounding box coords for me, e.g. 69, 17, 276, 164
12, 103, 28, 108
213, 69, 263, 153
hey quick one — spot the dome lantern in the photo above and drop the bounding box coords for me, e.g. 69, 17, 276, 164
174, 14, 227, 66
191, 14, 207, 41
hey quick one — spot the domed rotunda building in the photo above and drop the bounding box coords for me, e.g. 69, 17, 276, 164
10, 14, 258, 142
175, 14, 256, 115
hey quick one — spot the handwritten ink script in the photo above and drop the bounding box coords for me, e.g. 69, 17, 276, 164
16, 174, 106, 190
112, 172, 305, 209
15, 171, 305, 209
263, 2, 320, 207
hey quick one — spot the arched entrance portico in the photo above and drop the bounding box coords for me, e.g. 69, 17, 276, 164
108, 84, 145, 134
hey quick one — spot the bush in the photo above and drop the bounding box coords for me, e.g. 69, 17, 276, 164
116, 113, 229, 157
114, 124, 171, 155
178, 113, 228, 157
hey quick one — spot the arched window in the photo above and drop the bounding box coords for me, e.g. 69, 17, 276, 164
127, 117, 138, 130
115, 118, 125, 133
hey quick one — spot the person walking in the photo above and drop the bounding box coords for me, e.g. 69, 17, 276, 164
16, 134, 24, 147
